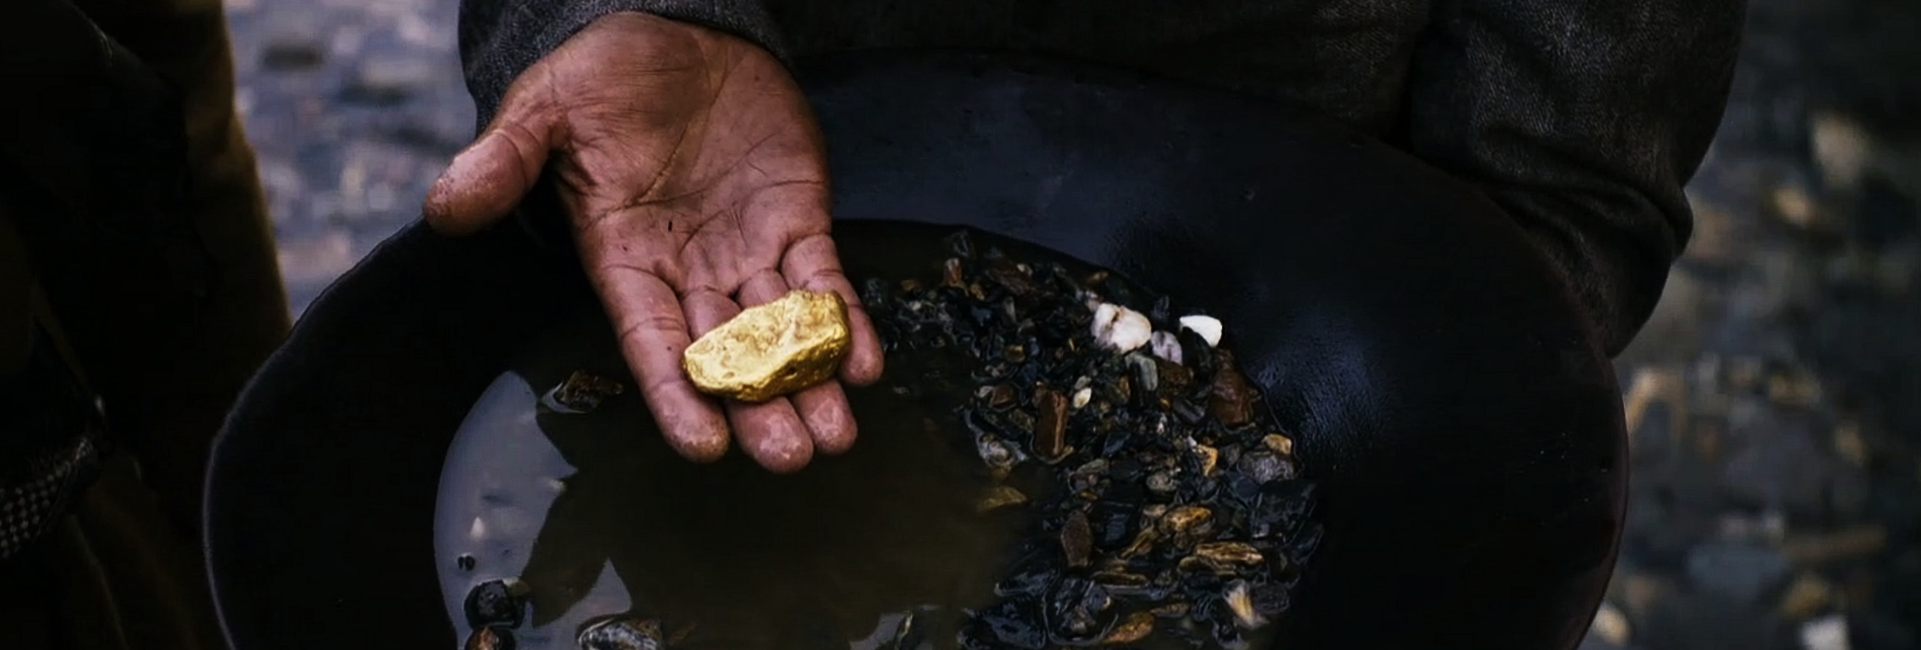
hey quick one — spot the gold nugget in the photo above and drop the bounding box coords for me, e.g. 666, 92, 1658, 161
683, 289, 852, 402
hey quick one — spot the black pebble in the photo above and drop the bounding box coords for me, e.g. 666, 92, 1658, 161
463, 579, 528, 629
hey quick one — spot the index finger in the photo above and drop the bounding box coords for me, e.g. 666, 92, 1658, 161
589, 264, 730, 462
782, 233, 884, 386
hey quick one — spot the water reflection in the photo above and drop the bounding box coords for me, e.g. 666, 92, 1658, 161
434, 308, 1018, 650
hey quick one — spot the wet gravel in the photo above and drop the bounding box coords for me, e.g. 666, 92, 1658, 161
227, 0, 1921, 648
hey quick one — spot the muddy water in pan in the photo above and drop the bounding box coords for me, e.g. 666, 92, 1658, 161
434, 308, 1022, 650
433, 305, 1293, 650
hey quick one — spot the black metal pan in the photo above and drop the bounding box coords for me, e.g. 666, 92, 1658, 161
204, 50, 1626, 650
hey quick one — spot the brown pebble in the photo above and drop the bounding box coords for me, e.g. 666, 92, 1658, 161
1785, 525, 1887, 565
942, 257, 965, 286
464, 627, 510, 650
1194, 541, 1265, 566
1034, 387, 1069, 462
1102, 612, 1156, 644
1262, 433, 1294, 457
1062, 510, 1093, 568
1225, 580, 1267, 630
1206, 351, 1256, 425
1779, 572, 1835, 620
1193, 443, 1220, 475
983, 257, 1038, 296
1618, 573, 1672, 617
1590, 602, 1630, 647
1833, 420, 1868, 465
974, 485, 1029, 514
985, 384, 1016, 410
1156, 358, 1194, 400
1160, 505, 1216, 547
1151, 602, 1191, 618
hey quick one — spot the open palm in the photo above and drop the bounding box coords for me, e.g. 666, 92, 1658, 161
425, 13, 882, 472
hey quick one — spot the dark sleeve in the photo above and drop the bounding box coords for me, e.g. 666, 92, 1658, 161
455, 0, 789, 128
1398, 0, 1746, 355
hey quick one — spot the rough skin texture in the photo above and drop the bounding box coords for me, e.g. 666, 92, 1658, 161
454, 0, 1747, 357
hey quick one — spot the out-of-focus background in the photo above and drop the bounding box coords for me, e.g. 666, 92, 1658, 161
227, 0, 1921, 648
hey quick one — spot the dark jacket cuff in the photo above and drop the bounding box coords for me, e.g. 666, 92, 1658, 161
456, 0, 787, 130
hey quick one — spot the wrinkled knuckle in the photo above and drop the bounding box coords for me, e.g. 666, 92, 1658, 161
680, 284, 730, 303
618, 314, 688, 344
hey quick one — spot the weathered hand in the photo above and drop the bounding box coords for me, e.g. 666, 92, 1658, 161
423, 12, 883, 472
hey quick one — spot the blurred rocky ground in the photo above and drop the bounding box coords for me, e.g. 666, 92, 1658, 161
225, 0, 473, 315
226, 0, 1920, 648
1591, 0, 1921, 647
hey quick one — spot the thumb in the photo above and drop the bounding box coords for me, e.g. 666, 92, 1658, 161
424, 103, 563, 235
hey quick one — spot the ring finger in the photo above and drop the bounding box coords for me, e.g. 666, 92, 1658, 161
686, 273, 815, 472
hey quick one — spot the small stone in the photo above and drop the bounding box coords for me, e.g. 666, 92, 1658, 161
1071, 387, 1093, 409
464, 626, 515, 650
1800, 614, 1852, 650
1589, 601, 1631, 647
1091, 302, 1153, 353
1717, 510, 1787, 544
683, 290, 852, 403
1033, 388, 1070, 462
1784, 526, 1887, 566
1061, 510, 1093, 568
1622, 367, 1688, 444
1192, 541, 1264, 569
974, 485, 1028, 513
1237, 450, 1294, 484
1618, 573, 1671, 618
1683, 194, 1738, 264
1262, 434, 1294, 457
1812, 113, 1872, 191
1102, 612, 1156, 644
1205, 351, 1257, 426
463, 578, 530, 629
1178, 315, 1223, 347
1685, 541, 1792, 605
1192, 443, 1219, 475
1771, 183, 1827, 230
578, 616, 670, 650
1224, 579, 1266, 629
1778, 572, 1835, 621
1767, 370, 1822, 407
1832, 421, 1867, 466
1149, 330, 1183, 363
541, 370, 625, 414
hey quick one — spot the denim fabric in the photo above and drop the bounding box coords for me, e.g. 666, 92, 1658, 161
455, 0, 1748, 356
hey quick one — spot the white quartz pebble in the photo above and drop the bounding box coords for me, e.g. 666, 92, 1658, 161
1800, 615, 1850, 650
1091, 302, 1153, 353
1071, 387, 1093, 409
1179, 315, 1224, 347
1590, 602, 1630, 647
1149, 331, 1183, 364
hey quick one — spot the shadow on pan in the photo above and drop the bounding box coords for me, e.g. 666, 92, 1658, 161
205, 50, 1627, 650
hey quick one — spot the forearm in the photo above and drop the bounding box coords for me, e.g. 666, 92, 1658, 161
456, 0, 789, 128
1399, 0, 1746, 355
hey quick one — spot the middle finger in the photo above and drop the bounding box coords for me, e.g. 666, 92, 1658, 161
737, 269, 859, 456
686, 276, 815, 472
